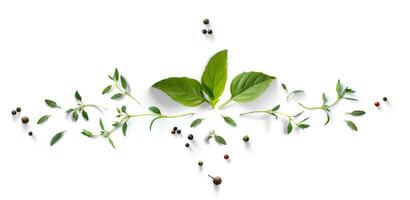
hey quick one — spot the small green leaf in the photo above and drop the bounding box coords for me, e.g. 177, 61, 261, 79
214, 135, 226, 145
347, 110, 366, 116
120, 76, 127, 90
37, 115, 50, 125
82, 110, 89, 121
299, 117, 310, 124
66, 108, 74, 113
45, 99, 59, 108
121, 105, 127, 112
50, 131, 65, 146
281, 83, 288, 91
122, 122, 128, 136
149, 117, 161, 131
81, 129, 94, 137
297, 124, 310, 129
324, 112, 330, 125
287, 90, 304, 100
108, 137, 116, 149
99, 118, 105, 130
271, 105, 280, 112
293, 111, 304, 118
222, 115, 237, 127
322, 93, 328, 105
270, 113, 278, 119
111, 93, 124, 99
75, 90, 82, 101
346, 120, 358, 131
148, 106, 161, 115
344, 97, 358, 101
190, 118, 204, 128
336, 80, 341, 97
287, 121, 293, 134
102, 85, 112, 94
113, 68, 119, 81
72, 111, 79, 121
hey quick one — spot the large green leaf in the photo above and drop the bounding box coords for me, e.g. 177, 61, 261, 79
153, 77, 205, 107
229, 71, 275, 103
201, 50, 228, 107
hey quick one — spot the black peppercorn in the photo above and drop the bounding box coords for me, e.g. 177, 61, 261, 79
243, 135, 249, 142
208, 175, 222, 185
177, 130, 181, 134
187, 134, 193, 140
203, 18, 209, 25
198, 161, 203, 166
202, 29, 207, 34
16, 107, 21, 112
383, 97, 388, 101
173, 127, 178, 131
12, 110, 17, 115
185, 143, 190, 148
28, 131, 33, 136
21, 116, 29, 124
207, 29, 213, 34
171, 130, 176, 134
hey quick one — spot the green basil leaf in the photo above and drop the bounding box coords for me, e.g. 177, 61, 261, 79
120, 76, 127, 90
190, 118, 203, 128
153, 77, 205, 107
102, 85, 112, 94
122, 122, 128, 136
108, 137, 116, 149
222, 115, 237, 127
50, 131, 65, 146
229, 71, 275, 103
82, 110, 89, 121
45, 99, 59, 108
214, 135, 226, 145
201, 49, 228, 106
37, 115, 50, 125
272, 105, 280, 111
347, 110, 366, 116
148, 106, 161, 115
287, 121, 293, 134
75, 90, 82, 101
346, 120, 358, 131
81, 129, 94, 137
149, 117, 161, 131
111, 93, 124, 99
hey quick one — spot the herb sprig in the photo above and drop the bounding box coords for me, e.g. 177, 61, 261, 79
207, 130, 226, 145
298, 80, 357, 125
102, 68, 140, 104
240, 105, 310, 134
281, 83, 304, 101
66, 90, 106, 122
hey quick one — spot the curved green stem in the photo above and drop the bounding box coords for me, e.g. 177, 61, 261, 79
298, 103, 323, 110
82, 104, 107, 111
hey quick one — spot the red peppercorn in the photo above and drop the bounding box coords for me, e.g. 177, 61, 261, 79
224, 154, 229, 160
374, 102, 380, 107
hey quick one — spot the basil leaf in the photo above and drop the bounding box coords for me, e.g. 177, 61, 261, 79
229, 71, 275, 103
81, 129, 94, 137
347, 110, 366, 116
82, 110, 89, 121
222, 115, 237, 127
50, 131, 65, 146
120, 76, 127, 90
102, 85, 112, 94
190, 118, 203, 128
149, 106, 161, 115
45, 99, 59, 108
37, 115, 50, 125
122, 122, 128, 136
346, 120, 358, 131
75, 90, 82, 101
214, 135, 226, 145
153, 77, 206, 107
111, 93, 123, 99
201, 49, 228, 106
287, 121, 293, 134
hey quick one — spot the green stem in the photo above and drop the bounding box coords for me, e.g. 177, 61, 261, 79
298, 103, 323, 110
82, 104, 107, 111
114, 82, 141, 105
218, 99, 232, 109
240, 110, 292, 118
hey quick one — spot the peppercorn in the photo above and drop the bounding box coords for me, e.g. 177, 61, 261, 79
198, 161, 203, 166
203, 18, 209, 25
187, 134, 193, 140
224, 154, 229, 160
16, 107, 21, 112
171, 130, 176, 134
173, 127, 178, 131
185, 143, 190, 148
202, 29, 207, 34
207, 29, 213, 34
383, 97, 388, 102
12, 110, 17, 115
208, 175, 222, 185
243, 135, 249, 142
374, 102, 380, 107
177, 129, 181, 134
21, 116, 29, 124
28, 131, 33, 136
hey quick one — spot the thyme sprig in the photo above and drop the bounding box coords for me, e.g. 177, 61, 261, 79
66, 90, 106, 122
102, 68, 140, 104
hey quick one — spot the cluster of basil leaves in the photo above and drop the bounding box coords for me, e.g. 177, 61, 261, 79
152, 50, 275, 109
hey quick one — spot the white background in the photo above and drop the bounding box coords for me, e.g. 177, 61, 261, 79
1, 0, 409, 199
